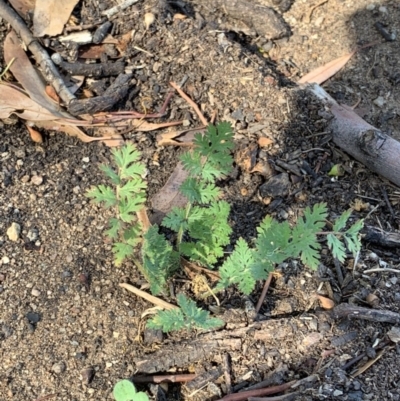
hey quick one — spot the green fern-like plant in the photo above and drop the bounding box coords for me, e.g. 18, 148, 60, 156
86, 143, 146, 266
88, 122, 364, 332
147, 293, 224, 332
217, 203, 363, 295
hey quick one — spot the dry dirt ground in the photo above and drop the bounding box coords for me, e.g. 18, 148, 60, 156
1, 0, 400, 400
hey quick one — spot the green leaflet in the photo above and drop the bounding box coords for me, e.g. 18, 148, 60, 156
142, 226, 179, 295
147, 294, 224, 332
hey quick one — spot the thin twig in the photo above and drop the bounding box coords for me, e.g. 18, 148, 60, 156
170, 81, 208, 126
248, 393, 299, 401
223, 353, 233, 394
101, 0, 141, 18
254, 273, 273, 316
0, 0, 76, 105
119, 283, 178, 310
215, 380, 296, 401
132, 374, 196, 383
363, 267, 400, 274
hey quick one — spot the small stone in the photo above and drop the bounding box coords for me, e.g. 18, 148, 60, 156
27, 228, 38, 242
333, 390, 343, 396
26, 312, 41, 324
105, 362, 113, 368
348, 391, 363, 401
379, 6, 388, 13
31, 288, 41, 297
81, 367, 95, 385
152, 61, 162, 73
82, 157, 90, 163
52, 362, 66, 374
7, 222, 21, 241
366, 4, 375, 11
373, 96, 385, 107
1, 256, 10, 264
21, 175, 30, 183
31, 175, 43, 185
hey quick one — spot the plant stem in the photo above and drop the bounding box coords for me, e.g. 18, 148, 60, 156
177, 202, 192, 244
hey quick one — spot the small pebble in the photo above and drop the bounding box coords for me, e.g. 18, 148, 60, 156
373, 96, 385, 107
52, 362, 66, 374
7, 222, 21, 242
31, 175, 43, 185
82, 157, 90, 163
31, 288, 41, 297
379, 6, 388, 13
366, 4, 375, 11
1, 256, 10, 264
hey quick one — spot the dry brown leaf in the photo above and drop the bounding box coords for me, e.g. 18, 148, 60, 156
45, 86, 60, 103
150, 162, 188, 224
8, 0, 35, 16
4, 31, 65, 117
26, 125, 43, 143
136, 208, 151, 232
82, 126, 124, 147
250, 161, 274, 178
32, 120, 123, 147
0, 83, 59, 121
316, 294, 335, 310
129, 119, 183, 132
173, 13, 187, 20
33, 0, 80, 36
258, 137, 274, 147
157, 127, 205, 147
298, 51, 356, 84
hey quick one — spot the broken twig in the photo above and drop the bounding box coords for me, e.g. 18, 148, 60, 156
0, 0, 76, 105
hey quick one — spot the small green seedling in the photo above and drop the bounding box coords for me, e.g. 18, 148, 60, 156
113, 379, 149, 401
88, 122, 364, 333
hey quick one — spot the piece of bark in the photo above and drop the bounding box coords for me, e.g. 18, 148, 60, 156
332, 304, 400, 325
304, 83, 400, 187
190, 0, 290, 39
134, 338, 241, 373
364, 226, 400, 248
185, 367, 224, 391
68, 73, 132, 116
52, 55, 125, 78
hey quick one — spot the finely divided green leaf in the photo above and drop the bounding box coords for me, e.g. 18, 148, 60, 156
162, 207, 188, 232
100, 164, 120, 185
147, 294, 224, 332
142, 226, 179, 295
113, 242, 134, 266
218, 238, 255, 294
118, 178, 147, 199
327, 233, 346, 262
123, 224, 142, 246
332, 209, 351, 232
118, 196, 146, 223
106, 218, 123, 240
112, 143, 144, 179
86, 185, 117, 207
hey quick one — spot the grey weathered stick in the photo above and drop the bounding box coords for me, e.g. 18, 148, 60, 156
0, 0, 76, 105
332, 304, 400, 324
101, 0, 141, 18
303, 83, 400, 187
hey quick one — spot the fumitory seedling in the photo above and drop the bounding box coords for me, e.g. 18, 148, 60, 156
88, 121, 364, 333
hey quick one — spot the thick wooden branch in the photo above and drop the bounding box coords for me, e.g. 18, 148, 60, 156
304, 83, 400, 187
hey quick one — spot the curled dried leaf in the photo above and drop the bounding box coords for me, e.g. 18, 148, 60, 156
316, 294, 335, 309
